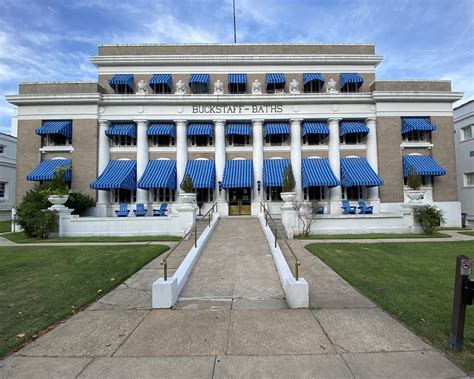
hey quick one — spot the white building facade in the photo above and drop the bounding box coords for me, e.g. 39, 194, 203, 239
0, 133, 16, 221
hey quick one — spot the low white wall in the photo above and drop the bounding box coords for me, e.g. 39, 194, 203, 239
152, 213, 220, 308
258, 213, 309, 308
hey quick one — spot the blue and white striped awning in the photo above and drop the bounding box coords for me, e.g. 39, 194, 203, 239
341, 157, 384, 187
188, 74, 210, 85
182, 160, 216, 189
109, 74, 134, 90
263, 159, 291, 187
302, 158, 340, 188
137, 160, 176, 190
401, 118, 437, 134
302, 121, 329, 136
266, 73, 286, 85
226, 123, 252, 136
402, 155, 446, 177
303, 73, 325, 85
90, 160, 136, 190
339, 121, 369, 136
264, 122, 290, 136
228, 74, 247, 84
221, 160, 253, 189
187, 123, 213, 137
340, 73, 364, 89
26, 159, 72, 182
35, 121, 72, 139
105, 123, 137, 139
150, 74, 172, 90
147, 123, 176, 138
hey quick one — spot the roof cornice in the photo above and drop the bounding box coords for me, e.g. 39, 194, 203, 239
373, 91, 463, 103
5, 94, 102, 106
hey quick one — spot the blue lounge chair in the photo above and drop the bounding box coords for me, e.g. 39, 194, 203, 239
133, 203, 147, 217
341, 200, 356, 214
115, 203, 129, 217
153, 203, 168, 217
358, 200, 374, 214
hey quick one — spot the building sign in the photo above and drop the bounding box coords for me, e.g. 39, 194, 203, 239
192, 105, 283, 114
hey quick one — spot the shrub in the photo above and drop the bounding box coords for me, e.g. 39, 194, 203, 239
414, 205, 445, 234
282, 165, 296, 192
30, 210, 58, 239
407, 169, 422, 190
180, 175, 194, 193
66, 192, 94, 214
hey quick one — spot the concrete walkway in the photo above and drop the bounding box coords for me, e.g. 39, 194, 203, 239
0, 218, 469, 378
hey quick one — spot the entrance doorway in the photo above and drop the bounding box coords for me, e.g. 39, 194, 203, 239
228, 188, 251, 215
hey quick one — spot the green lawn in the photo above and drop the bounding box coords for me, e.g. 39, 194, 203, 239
460, 231, 474, 237
0, 245, 168, 357
2, 232, 181, 244
306, 241, 474, 373
0, 220, 11, 233
295, 231, 450, 239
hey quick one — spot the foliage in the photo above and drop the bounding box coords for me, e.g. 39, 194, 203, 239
65, 192, 94, 214
180, 175, 194, 193
296, 202, 316, 236
30, 210, 58, 239
407, 168, 422, 190
282, 164, 296, 192
414, 205, 446, 234
15, 186, 52, 238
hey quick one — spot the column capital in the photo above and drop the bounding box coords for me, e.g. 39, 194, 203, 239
327, 117, 343, 124
251, 118, 265, 124
133, 119, 149, 126
173, 119, 188, 125
289, 118, 303, 124
213, 119, 226, 125
98, 119, 109, 127
365, 117, 376, 124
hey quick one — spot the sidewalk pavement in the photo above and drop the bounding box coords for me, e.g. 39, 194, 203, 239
0, 220, 469, 378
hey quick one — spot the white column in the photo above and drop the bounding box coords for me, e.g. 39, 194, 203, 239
214, 119, 226, 202
290, 119, 303, 201
135, 119, 149, 204
252, 118, 264, 203
97, 120, 110, 206
366, 117, 380, 203
175, 119, 188, 191
328, 117, 342, 213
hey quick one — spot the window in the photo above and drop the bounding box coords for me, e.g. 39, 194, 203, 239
303, 134, 327, 145
0, 182, 6, 199
151, 83, 171, 94
465, 173, 474, 186
150, 135, 175, 147
403, 176, 432, 187
190, 83, 209, 94
266, 186, 282, 202
190, 135, 213, 147
303, 81, 323, 93
43, 134, 72, 147
227, 134, 250, 146
403, 130, 431, 143
267, 83, 285, 94
341, 82, 359, 93
343, 186, 364, 201
265, 134, 288, 146
304, 186, 325, 201
0, 145, 4, 154
115, 84, 134, 94
113, 189, 136, 203
152, 188, 176, 202
111, 135, 136, 147
340, 133, 366, 145
462, 125, 473, 141
196, 188, 214, 203
229, 83, 246, 94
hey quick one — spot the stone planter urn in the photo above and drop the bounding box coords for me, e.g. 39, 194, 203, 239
179, 192, 196, 204
406, 190, 425, 203
48, 194, 69, 206
280, 192, 297, 203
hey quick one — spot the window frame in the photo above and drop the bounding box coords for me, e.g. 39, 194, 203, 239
340, 132, 366, 145
462, 125, 473, 141
303, 80, 323, 93
265, 133, 289, 146
265, 186, 283, 202
341, 82, 360, 93
190, 135, 213, 147
114, 83, 134, 94
150, 135, 175, 147
152, 188, 176, 203
342, 186, 365, 201
0, 145, 4, 154
195, 188, 214, 203
111, 135, 137, 147
403, 130, 431, 143
303, 186, 326, 201
303, 134, 327, 146
464, 173, 474, 187
228, 83, 246, 94
0, 182, 7, 199
112, 189, 136, 204
227, 134, 251, 146
151, 83, 172, 94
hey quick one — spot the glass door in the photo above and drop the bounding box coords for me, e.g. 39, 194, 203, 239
228, 188, 251, 215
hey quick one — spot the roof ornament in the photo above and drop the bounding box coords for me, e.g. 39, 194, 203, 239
175, 80, 186, 95
136, 80, 148, 95
290, 79, 300, 94
214, 79, 224, 95
252, 79, 261, 95
327, 78, 338, 93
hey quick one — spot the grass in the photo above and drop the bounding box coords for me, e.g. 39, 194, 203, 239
295, 231, 450, 239
0, 244, 168, 358
0, 220, 11, 233
2, 232, 181, 244
306, 241, 474, 373
459, 231, 474, 237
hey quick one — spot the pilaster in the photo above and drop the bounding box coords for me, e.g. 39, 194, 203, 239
175, 119, 188, 191
135, 119, 149, 204
252, 118, 264, 203
290, 119, 303, 201
328, 117, 342, 214
214, 119, 226, 202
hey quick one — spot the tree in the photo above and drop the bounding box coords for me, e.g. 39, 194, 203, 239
282, 164, 296, 192
414, 205, 445, 234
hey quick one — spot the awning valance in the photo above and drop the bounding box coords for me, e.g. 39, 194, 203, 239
90, 160, 136, 190
228, 74, 247, 84
105, 123, 137, 139
26, 159, 72, 182
341, 157, 383, 187
150, 74, 172, 90
401, 118, 437, 134
188, 74, 210, 85
340, 73, 364, 89
35, 121, 72, 139
266, 73, 286, 85
147, 123, 176, 138
263, 159, 290, 187
303, 73, 324, 85
302, 121, 329, 136
339, 121, 369, 136
187, 123, 213, 137
264, 122, 290, 136
402, 155, 446, 177
302, 158, 340, 188
182, 160, 216, 189
109, 74, 134, 91
137, 160, 176, 190
226, 123, 252, 136
221, 159, 253, 189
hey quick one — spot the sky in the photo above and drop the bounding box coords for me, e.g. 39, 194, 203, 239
0, 0, 473, 134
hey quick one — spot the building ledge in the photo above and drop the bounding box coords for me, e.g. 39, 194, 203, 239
40, 146, 74, 154
400, 142, 433, 149
373, 91, 463, 103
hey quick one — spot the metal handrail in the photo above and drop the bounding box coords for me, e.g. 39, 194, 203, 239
260, 202, 301, 281
161, 202, 218, 281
